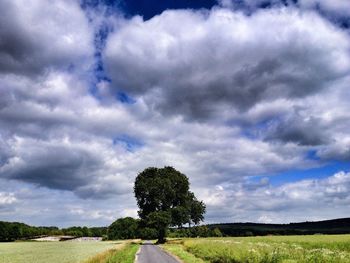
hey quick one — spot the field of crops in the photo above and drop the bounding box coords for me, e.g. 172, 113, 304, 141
0, 241, 122, 263
163, 234, 350, 263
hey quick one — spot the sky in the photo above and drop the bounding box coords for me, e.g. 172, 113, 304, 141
0, 0, 350, 227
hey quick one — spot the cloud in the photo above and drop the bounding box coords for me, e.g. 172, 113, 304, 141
0, 192, 17, 205
219, 0, 350, 18
201, 171, 350, 223
299, 0, 350, 17
0, 63, 315, 201
0, 69, 146, 199
317, 140, 350, 161
0, 179, 136, 227
265, 115, 330, 146
0, 137, 104, 192
104, 8, 350, 120
68, 207, 115, 221
218, 0, 292, 10
0, 72, 311, 200
0, 0, 94, 77
1, 1, 350, 227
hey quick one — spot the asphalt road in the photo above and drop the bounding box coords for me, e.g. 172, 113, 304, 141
136, 241, 180, 263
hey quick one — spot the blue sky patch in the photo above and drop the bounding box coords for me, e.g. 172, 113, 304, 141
113, 135, 144, 151
116, 91, 136, 104
252, 161, 350, 187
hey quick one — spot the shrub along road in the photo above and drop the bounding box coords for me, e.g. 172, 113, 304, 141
136, 241, 179, 263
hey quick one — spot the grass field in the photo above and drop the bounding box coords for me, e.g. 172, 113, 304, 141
0, 241, 123, 263
163, 235, 350, 263
85, 243, 140, 263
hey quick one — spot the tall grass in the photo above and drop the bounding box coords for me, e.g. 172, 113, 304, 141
85, 243, 139, 263
166, 235, 350, 263
161, 243, 205, 263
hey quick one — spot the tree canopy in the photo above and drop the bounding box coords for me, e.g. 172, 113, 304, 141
134, 166, 206, 243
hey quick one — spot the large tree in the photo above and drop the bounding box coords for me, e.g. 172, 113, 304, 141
134, 166, 206, 243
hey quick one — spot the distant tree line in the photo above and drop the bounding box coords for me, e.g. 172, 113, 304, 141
107, 217, 350, 240
4, 216, 350, 242
168, 226, 223, 238
207, 218, 350, 236
206, 218, 350, 236
0, 221, 59, 241
0, 221, 107, 242
107, 217, 222, 240
61, 226, 107, 238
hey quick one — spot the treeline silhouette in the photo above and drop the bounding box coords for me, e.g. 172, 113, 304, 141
107, 217, 223, 240
2, 217, 350, 241
207, 218, 350, 236
0, 221, 107, 241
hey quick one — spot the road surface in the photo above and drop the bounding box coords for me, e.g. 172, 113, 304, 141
136, 241, 180, 263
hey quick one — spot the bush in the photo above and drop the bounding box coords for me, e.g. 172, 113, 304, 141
108, 217, 139, 240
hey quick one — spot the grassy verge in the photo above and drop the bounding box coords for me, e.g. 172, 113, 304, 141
85, 242, 140, 263
161, 243, 205, 263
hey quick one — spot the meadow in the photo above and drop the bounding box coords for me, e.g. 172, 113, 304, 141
0, 241, 123, 263
162, 234, 350, 263
85, 242, 140, 263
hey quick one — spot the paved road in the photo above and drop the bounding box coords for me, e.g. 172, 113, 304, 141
136, 241, 180, 263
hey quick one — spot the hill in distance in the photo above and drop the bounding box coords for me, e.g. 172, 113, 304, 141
207, 217, 350, 236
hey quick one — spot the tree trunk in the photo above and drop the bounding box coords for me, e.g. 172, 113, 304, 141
157, 227, 166, 244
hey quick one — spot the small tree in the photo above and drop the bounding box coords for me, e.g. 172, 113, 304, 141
212, 227, 223, 237
134, 166, 206, 243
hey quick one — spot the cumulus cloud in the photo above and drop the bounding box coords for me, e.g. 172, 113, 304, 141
265, 114, 330, 146
1, 0, 350, 226
0, 192, 17, 205
201, 171, 350, 223
219, 0, 350, 18
0, 64, 315, 201
1, 137, 105, 192
299, 0, 350, 17
0, 180, 136, 227
0, 76, 136, 199
219, 0, 293, 10
0, 72, 313, 202
104, 8, 350, 120
317, 140, 350, 161
0, 0, 94, 76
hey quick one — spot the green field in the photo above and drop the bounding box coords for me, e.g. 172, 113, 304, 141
163, 235, 350, 263
86, 243, 140, 263
0, 241, 122, 263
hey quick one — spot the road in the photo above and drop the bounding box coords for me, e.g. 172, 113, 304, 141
136, 241, 180, 263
